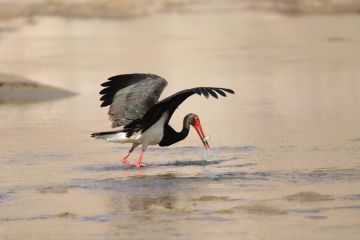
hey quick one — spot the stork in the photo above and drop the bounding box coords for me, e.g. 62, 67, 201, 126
91, 73, 234, 168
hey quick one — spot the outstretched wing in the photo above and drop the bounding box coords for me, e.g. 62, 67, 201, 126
99, 73, 168, 128
132, 87, 234, 133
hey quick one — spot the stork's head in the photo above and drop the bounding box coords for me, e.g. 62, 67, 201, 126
185, 113, 210, 150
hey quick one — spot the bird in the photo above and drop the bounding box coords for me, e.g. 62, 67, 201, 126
91, 73, 234, 168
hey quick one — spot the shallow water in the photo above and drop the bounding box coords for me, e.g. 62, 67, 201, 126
1, 6, 360, 240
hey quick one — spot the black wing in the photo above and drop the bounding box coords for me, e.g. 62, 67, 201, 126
126, 87, 234, 134
99, 73, 168, 128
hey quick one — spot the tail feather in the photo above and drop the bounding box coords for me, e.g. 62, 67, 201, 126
91, 129, 132, 143
91, 130, 121, 139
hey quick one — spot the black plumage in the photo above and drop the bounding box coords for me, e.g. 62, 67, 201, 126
100, 73, 234, 136
96, 73, 234, 141
92, 73, 235, 168
128, 86, 234, 136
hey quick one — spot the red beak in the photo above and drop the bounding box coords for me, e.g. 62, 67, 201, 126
192, 118, 210, 150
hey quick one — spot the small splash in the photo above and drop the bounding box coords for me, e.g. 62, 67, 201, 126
286, 191, 335, 202
202, 148, 216, 161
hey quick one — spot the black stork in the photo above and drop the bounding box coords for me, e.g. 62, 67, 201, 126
91, 73, 234, 168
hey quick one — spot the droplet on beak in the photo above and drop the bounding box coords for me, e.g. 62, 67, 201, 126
203, 135, 210, 142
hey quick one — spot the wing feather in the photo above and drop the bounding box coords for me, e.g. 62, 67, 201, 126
134, 87, 234, 133
199, 88, 209, 98
207, 88, 218, 98
99, 73, 167, 128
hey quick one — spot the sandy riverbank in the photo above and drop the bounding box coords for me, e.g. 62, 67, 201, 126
0, 0, 359, 22
0, 73, 75, 103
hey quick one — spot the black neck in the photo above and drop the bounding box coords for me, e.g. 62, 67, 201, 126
159, 123, 190, 147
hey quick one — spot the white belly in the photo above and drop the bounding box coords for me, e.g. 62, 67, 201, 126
106, 112, 168, 147
136, 112, 168, 146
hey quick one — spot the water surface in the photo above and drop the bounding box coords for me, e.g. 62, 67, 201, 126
1, 6, 360, 240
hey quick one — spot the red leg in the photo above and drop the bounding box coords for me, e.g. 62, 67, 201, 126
121, 144, 137, 165
134, 147, 145, 168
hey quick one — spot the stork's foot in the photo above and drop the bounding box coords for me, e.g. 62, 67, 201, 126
128, 162, 146, 168
121, 159, 145, 168
121, 158, 131, 164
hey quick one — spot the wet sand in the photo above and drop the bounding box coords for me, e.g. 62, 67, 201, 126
1, 2, 360, 240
